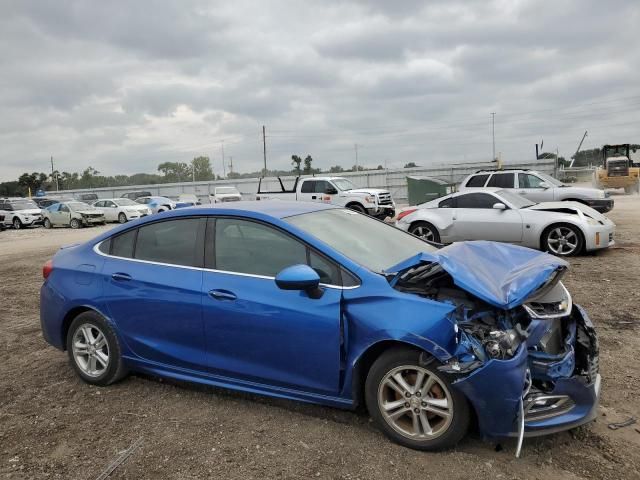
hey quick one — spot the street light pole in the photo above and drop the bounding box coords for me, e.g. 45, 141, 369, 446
491, 112, 496, 162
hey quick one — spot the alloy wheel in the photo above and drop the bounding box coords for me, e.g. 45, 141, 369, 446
377, 365, 453, 440
118, 213, 127, 223
411, 225, 435, 242
546, 226, 579, 256
72, 323, 110, 378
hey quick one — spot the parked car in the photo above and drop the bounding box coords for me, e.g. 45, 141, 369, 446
395, 188, 615, 257
135, 196, 176, 214
209, 186, 242, 203
42, 201, 105, 229
40, 201, 599, 452
176, 194, 201, 206
93, 198, 152, 223
33, 197, 64, 208
0, 197, 43, 229
0, 214, 5, 231
256, 176, 395, 219
75, 193, 99, 203
121, 191, 152, 200
459, 169, 614, 213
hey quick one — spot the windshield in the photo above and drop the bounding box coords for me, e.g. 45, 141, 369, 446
216, 187, 239, 194
68, 202, 93, 211
332, 178, 356, 191
536, 172, 563, 187
10, 200, 38, 210
114, 199, 138, 206
286, 209, 436, 273
495, 190, 536, 208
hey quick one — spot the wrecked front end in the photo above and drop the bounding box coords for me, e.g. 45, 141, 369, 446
389, 242, 600, 443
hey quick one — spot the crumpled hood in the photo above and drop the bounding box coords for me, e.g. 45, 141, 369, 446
386, 241, 568, 309
527, 201, 609, 222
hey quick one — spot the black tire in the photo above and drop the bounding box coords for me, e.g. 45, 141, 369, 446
409, 221, 441, 243
365, 348, 470, 451
541, 223, 584, 257
347, 203, 366, 214
70, 218, 82, 229
118, 212, 127, 224
13, 217, 22, 230
157, 208, 165, 213
43, 218, 52, 229
66, 311, 128, 386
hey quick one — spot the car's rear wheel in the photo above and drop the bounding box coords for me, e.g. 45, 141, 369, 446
67, 311, 128, 386
13, 217, 22, 229
43, 218, 52, 229
542, 223, 583, 256
409, 221, 440, 243
118, 212, 127, 223
365, 349, 469, 451
70, 218, 81, 229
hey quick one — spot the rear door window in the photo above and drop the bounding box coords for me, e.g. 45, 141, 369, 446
300, 181, 315, 193
465, 174, 490, 187
111, 229, 137, 258
134, 218, 203, 267
487, 173, 515, 188
438, 197, 456, 208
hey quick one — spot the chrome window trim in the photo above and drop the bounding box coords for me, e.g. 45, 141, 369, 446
92, 241, 359, 290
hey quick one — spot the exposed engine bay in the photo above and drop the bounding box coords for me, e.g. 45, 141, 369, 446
393, 261, 599, 447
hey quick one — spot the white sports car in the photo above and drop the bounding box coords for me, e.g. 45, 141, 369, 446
395, 188, 615, 256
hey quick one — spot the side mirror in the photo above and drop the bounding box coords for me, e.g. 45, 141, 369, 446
539, 182, 550, 189
325, 187, 338, 195
275, 264, 323, 298
492, 202, 507, 210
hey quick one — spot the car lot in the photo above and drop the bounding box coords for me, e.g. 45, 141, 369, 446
1, 194, 640, 479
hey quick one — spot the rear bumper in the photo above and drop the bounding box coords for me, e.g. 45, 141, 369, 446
583, 199, 614, 213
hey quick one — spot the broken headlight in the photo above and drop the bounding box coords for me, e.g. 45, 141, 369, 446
483, 329, 522, 360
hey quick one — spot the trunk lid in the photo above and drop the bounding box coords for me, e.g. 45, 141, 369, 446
386, 241, 568, 309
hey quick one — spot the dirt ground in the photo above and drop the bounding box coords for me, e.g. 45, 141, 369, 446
1, 194, 640, 480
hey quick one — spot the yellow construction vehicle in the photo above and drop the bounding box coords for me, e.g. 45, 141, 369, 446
593, 144, 640, 193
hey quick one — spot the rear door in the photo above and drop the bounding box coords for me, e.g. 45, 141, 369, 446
486, 172, 516, 189
102, 200, 118, 221
452, 192, 523, 243
101, 218, 207, 371
201, 217, 343, 394
55, 204, 72, 225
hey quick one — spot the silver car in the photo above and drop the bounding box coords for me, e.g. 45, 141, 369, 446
43, 201, 106, 229
395, 188, 615, 256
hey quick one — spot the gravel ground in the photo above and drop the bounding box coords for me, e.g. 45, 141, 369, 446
1, 195, 640, 480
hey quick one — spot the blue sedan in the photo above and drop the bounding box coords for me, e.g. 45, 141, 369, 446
40, 201, 600, 451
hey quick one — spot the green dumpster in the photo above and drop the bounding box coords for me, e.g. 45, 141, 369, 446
406, 176, 456, 206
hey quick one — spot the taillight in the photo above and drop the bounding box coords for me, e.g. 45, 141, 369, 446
43, 259, 53, 279
396, 208, 417, 221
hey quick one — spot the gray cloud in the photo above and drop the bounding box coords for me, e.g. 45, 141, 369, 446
1, 0, 639, 181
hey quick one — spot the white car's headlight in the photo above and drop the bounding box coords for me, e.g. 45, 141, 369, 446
364, 195, 376, 204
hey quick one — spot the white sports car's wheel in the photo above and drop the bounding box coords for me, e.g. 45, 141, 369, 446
409, 221, 441, 243
543, 224, 583, 256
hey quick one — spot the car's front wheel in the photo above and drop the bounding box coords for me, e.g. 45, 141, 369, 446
13, 217, 22, 229
118, 212, 127, 223
365, 349, 470, 451
542, 223, 583, 256
66, 311, 128, 386
409, 221, 441, 243
70, 218, 81, 229
43, 218, 52, 229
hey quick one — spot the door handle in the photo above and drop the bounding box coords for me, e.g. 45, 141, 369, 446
111, 272, 132, 282
208, 289, 237, 301
311, 195, 317, 199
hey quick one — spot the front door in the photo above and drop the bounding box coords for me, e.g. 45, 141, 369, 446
101, 218, 207, 371
53, 204, 72, 225
452, 192, 523, 243
517, 173, 552, 203
202, 217, 342, 395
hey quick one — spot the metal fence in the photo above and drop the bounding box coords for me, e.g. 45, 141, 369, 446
55, 160, 556, 202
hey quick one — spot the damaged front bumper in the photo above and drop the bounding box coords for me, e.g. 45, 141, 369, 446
451, 304, 600, 439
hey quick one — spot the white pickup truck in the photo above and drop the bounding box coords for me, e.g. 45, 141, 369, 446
256, 176, 395, 219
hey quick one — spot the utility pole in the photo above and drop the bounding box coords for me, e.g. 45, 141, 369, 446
491, 113, 496, 162
229, 156, 233, 174
354, 143, 359, 171
191, 159, 195, 183
220, 141, 226, 178
262, 125, 267, 175
50, 156, 59, 191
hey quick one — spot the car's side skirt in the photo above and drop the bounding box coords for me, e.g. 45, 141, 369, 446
123, 355, 355, 409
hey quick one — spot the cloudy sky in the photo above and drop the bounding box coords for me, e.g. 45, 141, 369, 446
1, 0, 639, 181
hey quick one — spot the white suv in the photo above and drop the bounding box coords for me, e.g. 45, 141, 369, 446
459, 169, 614, 213
0, 198, 44, 229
